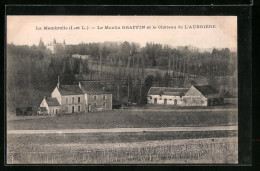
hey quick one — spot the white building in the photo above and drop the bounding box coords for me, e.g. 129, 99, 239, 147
72, 54, 91, 60
46, 39, 66, 54
39, 79, 112, 115
147, 87, 189, 106
147, 85, 223, 107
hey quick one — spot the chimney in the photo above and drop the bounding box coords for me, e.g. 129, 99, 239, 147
78, 81, 82, 89
57, 75, 60, 89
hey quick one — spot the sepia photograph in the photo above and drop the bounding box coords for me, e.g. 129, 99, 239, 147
6, 16, 238, 164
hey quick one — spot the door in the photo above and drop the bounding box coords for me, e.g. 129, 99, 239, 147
208, 99, 211, 106
103, 102, 106, 109
72, 106, 74, 113
154, 98, 157, 104
174, 99, 177, 106
88, 104, 91, 112
164, 99, 167, 105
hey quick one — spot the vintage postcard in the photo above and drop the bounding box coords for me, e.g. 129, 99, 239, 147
6, 16, 238, 164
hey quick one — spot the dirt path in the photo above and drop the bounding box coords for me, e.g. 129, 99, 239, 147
128, 108, 238, 112
7, 125, 238, 135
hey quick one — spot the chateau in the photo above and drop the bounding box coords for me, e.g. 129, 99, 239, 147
46, 38, 66, 54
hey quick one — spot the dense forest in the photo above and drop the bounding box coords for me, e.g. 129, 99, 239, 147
6, 41, 237, 109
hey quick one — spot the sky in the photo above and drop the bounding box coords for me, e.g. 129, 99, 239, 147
7, 16, 237, 50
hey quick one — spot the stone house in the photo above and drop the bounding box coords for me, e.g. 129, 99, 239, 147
79, 81, 112, 112
39, 79, 112, 115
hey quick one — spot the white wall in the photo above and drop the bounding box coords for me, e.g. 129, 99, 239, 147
184, 86, 208, 106
60, 94, 85, 113
147, 95, 185, 106
51, 87, 61, 104
40, 98, 49, 114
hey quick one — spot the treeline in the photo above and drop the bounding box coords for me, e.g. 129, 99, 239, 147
62, 41, 236, 77
7, 44, 89, 91
7, 42, 236, 105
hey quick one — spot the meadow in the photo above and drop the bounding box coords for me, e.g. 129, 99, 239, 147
7, 109, 238, 130
7, 135, 238, 164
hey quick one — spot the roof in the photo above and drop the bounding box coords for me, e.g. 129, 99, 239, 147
193, 85, 219, 97
45, 97, 60, 106
38, 107, 47, 112
58, 85, 84, 95
148, 87, 189, 96
80, 81, 112, 95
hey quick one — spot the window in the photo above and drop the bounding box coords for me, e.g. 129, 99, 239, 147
103, 95, 106, 100
78, 105, 80, 112
169, 99, 172, 101
72, 97, 74, 103
94, 96, 96, 100
66, 98, 68, 104
65, 107, 68, 112
53, 109, 55, 114
149, 96, 152, 99
78, 97, 80, 103
94, 103, 97, 107
103, 102, 106, 107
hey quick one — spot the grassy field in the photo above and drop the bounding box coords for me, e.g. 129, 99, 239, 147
7, 109, 238, 130
7, 109, 238, 164
7, 134, 238, 164
7, 131, 237, 146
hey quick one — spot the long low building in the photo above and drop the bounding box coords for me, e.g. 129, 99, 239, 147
147, 85, 223, 106
147, 87, 189, 106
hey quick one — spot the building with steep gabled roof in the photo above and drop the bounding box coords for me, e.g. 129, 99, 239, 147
39, 78, 112, 115
184, 85, 223, 106
39, 96, 61, 115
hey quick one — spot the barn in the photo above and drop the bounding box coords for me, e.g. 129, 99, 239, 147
183, 85, 223, 106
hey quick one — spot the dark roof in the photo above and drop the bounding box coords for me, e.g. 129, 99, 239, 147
80, 81, 112, 95
45, 97, 60, 106
38, 107, 47, 111
58, 85, 84, 95
194, 85, 219, 96
148, 87, 189, 96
